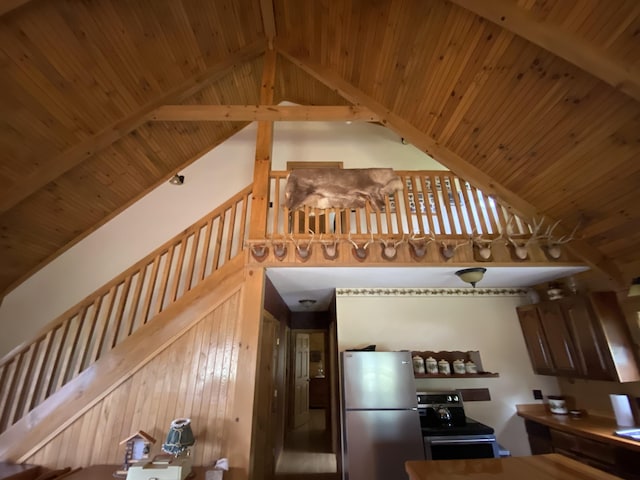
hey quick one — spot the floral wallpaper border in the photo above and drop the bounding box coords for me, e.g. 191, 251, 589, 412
336, 287, 528, 297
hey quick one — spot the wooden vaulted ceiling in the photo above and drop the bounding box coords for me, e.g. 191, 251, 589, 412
0, 0, 639, 296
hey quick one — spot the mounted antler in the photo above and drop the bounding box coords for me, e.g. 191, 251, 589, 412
505, 215, 544, 260
249, 243, 269, 262
471, 230, 493, 260
408, 233, 433, 259
319, 234, 339, 260
440, 239, 467, 260
271, 238, 288, 261
380, 235, 405, 261
290, 231, 314, 261
544, 219, 580, 259
349, 232, 374, 261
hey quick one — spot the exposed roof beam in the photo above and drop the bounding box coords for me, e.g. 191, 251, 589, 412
278, 49, 625, 288
0, 40, 265, 215
0, 0, 32, 17
151, 105, 379, 122
259, 0, 277, 49
449, 0, 640, 102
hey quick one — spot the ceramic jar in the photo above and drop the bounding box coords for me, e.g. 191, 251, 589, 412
438, 359, 451, 375
453, 359, 466, 374
465, 361, 478, 374
425, 357, 438, 374
412, 355, 425, 375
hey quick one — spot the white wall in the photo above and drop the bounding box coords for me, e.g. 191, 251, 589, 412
336, 292, 560, 456
0, 119, 443, 357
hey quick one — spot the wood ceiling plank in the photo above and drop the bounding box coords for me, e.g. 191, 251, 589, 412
0, 40, 264, 215
448, 0, 640, 102
278, 48, 624, 287
151, 105, 378, 121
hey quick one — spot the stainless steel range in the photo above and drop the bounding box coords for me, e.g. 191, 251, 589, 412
417, 390, 500, 460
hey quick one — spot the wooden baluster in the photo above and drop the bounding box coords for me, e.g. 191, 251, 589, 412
0, 357, 19, 431
89, 285, 118, 363
140, 254, 161, 324
469, 186, 492, 234
46, 318, 74, 397
480, 190, 500, 235
212, 210, 226, 273
153, 245, 175, 316
23, 331, 54, 413
74, 296, 103, 377
450, 177, 471, 235
56, 311, 85, 390
197, 218, 214, 283
354, 207, 362, 234
183, 229, 201, 293
271, 175, 281, 237
364, 202, 372, 234
408, 175, 425, 235
110, 276, 132, 348
224, 201, 238, 264
40, 325, 64, 401
5, 346, 34, 427
124, 267, 147, 337
438, 175, 457, 235
169, 239, 187, 303
238, 191, 250, 249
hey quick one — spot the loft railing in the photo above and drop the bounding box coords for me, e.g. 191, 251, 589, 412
0, 185, 252, 435
268, 170, 530, 238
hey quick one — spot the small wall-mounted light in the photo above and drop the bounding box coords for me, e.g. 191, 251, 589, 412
629, 277, 640, 297
455, 267, 487, 288
169, 174, 185, 185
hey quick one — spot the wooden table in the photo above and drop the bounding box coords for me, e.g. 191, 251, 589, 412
61, 465, 210, 479
405, 454, 620, 480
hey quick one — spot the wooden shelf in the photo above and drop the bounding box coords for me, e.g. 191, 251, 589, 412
414, 372, 499, 378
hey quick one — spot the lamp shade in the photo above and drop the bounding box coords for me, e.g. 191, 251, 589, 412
455, 267, 487, 287
629, 277, 640, 297
162, 418, 195, 455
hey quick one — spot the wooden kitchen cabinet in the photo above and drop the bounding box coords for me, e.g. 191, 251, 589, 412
517, 305, 555, 375
516, 292, 640, 382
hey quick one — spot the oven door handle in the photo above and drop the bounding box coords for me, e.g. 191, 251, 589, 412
428, 438, 496, 445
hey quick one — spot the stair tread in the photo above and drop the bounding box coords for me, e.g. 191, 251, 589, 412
0, 463, 41, 480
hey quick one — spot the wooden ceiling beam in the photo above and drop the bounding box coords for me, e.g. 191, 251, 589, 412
151, 105, 379, 122
0, 0, 33, 17
448, 0, 640, 102
0, 40, 265, 215
277, 49, 625, 288
259, 0, 277, 49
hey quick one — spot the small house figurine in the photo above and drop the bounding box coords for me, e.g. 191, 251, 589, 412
115, 430, 156, 477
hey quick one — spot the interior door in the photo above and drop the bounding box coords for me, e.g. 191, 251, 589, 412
293, 332, 310, 428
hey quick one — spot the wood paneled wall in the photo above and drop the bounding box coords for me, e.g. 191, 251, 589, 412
25, 290, 244, 470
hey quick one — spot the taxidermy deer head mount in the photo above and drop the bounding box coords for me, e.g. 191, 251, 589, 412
291, 232, 314, 262
250, 243, 269, 262
349, 233, 373, 261
271, 239, 287, 261
319, 235, 339, 260
408, 234, 433, 259
505, 215, 544, 260
380, 236, 405, 261
543, 219, 580, 259
471, 232, 494, 261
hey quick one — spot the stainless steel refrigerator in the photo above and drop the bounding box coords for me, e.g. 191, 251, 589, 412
340, 351, 425, 480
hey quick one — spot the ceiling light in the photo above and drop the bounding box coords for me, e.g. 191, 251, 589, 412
169, 174, 185, 185
455, 267, 487, 288
629, 277, 640, 297
298, 299, 317, 308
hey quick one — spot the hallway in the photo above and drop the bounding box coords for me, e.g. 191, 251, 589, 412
274, 409, 338, 480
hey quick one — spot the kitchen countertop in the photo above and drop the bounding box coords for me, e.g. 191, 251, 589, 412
405, 453, 619, 479
516, 403, 640, 452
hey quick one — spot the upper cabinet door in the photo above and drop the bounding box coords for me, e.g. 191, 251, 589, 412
536, 302, 582, 377
560, 296, 616, 381
517, 305, 555, 375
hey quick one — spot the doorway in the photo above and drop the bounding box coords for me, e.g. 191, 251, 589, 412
275, 324, 338, 479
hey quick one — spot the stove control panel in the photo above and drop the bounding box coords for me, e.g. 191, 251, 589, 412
417, 391, 463, 408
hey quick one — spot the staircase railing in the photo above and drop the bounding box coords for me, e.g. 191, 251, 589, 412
268, 170, 530, 238
0, 185, 253, 435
